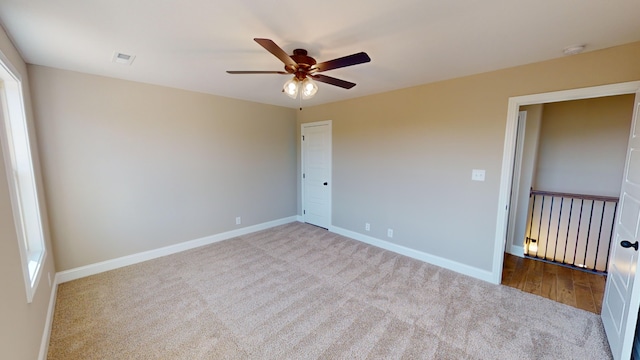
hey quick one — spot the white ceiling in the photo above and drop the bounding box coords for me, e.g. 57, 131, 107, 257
0, 0, 639, 109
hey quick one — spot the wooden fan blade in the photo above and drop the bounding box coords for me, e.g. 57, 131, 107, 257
311, 52, 370, 72
226, 71, 288, 74
254, 38, 297, 71
309, 74, 356, 89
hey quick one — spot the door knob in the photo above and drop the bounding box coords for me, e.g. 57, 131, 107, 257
323, 182, 328, 186
621, 240, 639, 251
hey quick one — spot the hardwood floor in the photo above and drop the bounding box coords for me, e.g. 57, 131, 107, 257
501, 253, 606, 314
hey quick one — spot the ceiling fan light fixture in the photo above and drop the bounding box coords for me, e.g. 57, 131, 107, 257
228, 38, 371, 102
301, 78, 318, 99
283, 78, 299, 99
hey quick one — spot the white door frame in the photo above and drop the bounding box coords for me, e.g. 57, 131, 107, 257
301, 120, 332, 228
505, 110, 528, 256
492, 81, 640, 285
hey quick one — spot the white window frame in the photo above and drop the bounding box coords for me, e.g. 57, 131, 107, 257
0, 51, 46, 303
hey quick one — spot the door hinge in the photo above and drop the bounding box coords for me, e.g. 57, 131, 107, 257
303, 210, 306, 214
303, 173, 305, 179
302, 135, 305, 141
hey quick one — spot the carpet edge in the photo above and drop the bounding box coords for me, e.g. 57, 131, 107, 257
56, 216, 298, 284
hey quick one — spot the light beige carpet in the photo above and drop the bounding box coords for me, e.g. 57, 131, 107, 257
48, 222, 612, 359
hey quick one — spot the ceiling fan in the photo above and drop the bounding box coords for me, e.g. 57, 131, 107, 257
227, 38, 371, 100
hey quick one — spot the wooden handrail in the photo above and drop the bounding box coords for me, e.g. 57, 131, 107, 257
530, 189, 619, 203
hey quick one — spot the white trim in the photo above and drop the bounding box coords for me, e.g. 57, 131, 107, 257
509, 245, 525, 257
0, 49, 46, 303
331, 225, 494, 283
38, 274, 58, 360
512, 81, 640, 105
0, 49, 22, 82
57, 216, 298, 283
505, 111, 527, 255
493, 81, 640, 284
296, 215, 304, 222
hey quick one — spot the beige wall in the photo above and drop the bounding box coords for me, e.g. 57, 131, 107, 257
28, 66, 297, 271
0, 27, 56, 360
534, 95, 634, 197
297, 41, 640, 271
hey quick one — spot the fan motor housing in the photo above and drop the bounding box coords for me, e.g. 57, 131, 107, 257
289, 49, 316, 75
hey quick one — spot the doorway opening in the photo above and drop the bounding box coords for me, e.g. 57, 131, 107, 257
493, 81, 640, 282
494, 81, 640, 359
501, 94, 634, 313
509, 95, 633, 275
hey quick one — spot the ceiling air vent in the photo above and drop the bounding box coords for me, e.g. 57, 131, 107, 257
111, 52, 135, 65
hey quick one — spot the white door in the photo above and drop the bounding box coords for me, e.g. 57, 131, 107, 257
505, 111, 527, 254
302, 121, 331, 229
603, 91, 640, 360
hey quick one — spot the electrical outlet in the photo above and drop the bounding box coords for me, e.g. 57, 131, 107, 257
365, 223, 370, 231
235, 217, 241, 225
387, 229, 394, 238
471, 169, 486, 181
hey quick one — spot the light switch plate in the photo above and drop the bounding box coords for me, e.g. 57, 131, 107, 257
472, 169, 486, 181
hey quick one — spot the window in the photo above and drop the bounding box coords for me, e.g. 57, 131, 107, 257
0, 52, 46, 303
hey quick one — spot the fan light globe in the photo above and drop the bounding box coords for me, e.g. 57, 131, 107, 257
283, 78, 299, 99
301, 78, 318, 99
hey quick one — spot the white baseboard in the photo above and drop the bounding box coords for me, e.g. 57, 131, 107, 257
296, 215, 304, 222
509, 245, 525, 257
56, 216, 298, 284
38, 273, 59, 360
330, 225, 495, 283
